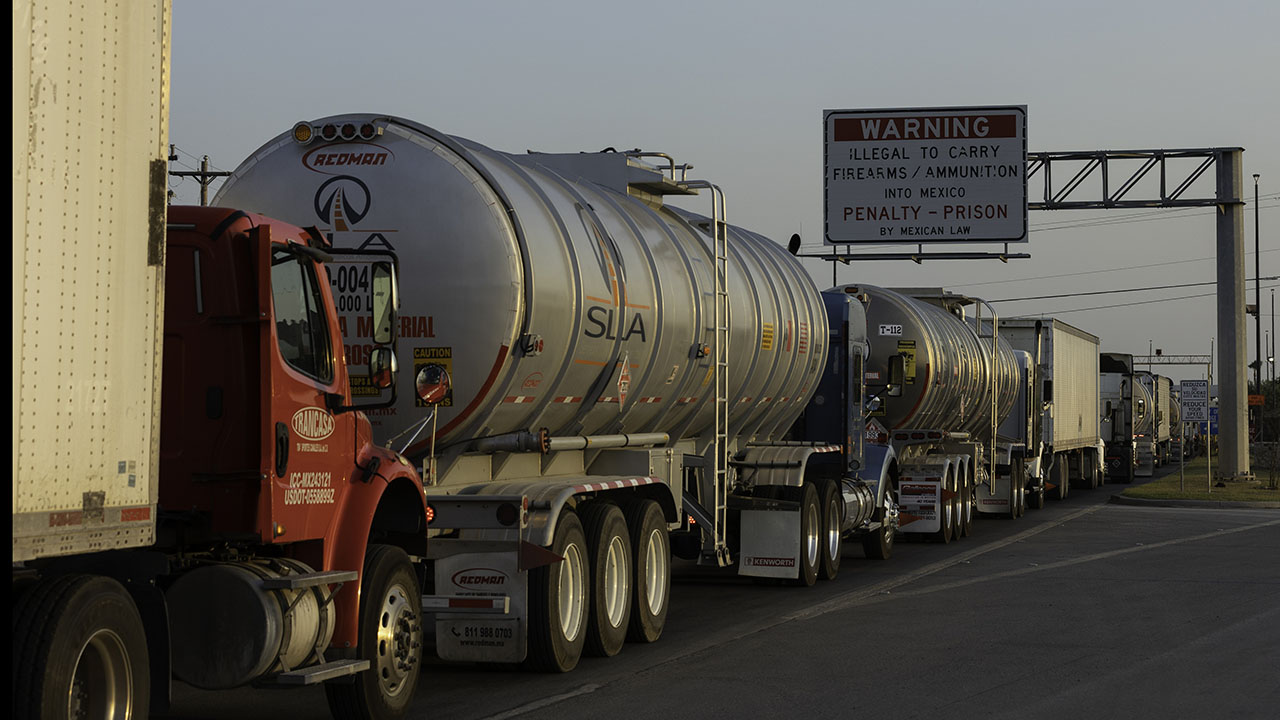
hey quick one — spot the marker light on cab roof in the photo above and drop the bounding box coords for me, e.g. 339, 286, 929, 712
292, 122, 313, 145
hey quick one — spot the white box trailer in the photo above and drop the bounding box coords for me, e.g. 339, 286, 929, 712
12, 0, 170, 562
998, 317, 1102, 502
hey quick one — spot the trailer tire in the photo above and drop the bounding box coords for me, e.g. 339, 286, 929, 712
1054, 459, 1070, 501
816, 479, 842, 581
959, 472, 974, 538
326, 544, 421, 720
933, 471, 955, 544
13, 574, 150, 720
623, 500, 670, 643
526, 509, 589, 672
861, 506, 894, 560
579, 503, 632, 658
793, 483, 821, 586
1028, 483, 1046, 510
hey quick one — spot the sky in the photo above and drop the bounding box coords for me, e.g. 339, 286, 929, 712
169, 0, 1279, 387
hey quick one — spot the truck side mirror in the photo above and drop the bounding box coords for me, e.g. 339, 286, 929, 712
368, 347, 396, 389
1105, 400, 1112, 417
887, 354, 905, 397
1042, 379, 1053, 403
370, 261, 397, 346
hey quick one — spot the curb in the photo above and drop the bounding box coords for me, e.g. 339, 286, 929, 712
1108, 493, 1280, 510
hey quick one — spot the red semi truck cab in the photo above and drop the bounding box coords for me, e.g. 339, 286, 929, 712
156, 206, 428, 713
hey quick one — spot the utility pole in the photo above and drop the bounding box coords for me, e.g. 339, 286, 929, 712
169, 147, 232, 206
1255, 173, 1262, 392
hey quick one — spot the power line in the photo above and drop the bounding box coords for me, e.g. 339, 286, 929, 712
952, 248, 1280, 289
990, 276, 1280, 303
1032, 282, 1280, 315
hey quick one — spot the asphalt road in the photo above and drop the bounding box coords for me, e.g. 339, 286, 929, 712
163, 471, 1280, 719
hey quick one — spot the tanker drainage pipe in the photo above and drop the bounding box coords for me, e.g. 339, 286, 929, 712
546, 433, 670, 451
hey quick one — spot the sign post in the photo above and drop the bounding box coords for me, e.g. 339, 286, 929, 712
824, 106, 1027, 245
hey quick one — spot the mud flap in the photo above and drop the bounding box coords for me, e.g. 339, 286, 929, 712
977, 468, 1012, 515
896, 479, 941, 534
432, 552, 526, 663
737, 509, 801, 579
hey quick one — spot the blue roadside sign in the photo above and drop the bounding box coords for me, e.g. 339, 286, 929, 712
1200, 406, 1219, 436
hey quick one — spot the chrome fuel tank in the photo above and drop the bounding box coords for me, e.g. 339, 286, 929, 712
215, 115, 826, 458
838, 285, 1019, 436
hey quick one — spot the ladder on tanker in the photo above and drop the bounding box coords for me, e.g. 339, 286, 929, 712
710, 188, 729, 566
682, 179, 731, 566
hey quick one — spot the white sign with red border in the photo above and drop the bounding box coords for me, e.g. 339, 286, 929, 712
824, 105, 1027, 244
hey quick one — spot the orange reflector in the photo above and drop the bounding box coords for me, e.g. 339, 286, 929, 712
425, 504, 436, 524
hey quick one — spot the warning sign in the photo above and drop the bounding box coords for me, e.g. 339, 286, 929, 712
824, 106, 1027, 244
897, 340, 917, 383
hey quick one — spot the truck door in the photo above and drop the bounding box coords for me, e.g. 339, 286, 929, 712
258, 226, 354, 542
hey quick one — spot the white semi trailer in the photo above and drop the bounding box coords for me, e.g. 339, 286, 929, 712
999, 318, 1103, 504
13, 2, 171, 714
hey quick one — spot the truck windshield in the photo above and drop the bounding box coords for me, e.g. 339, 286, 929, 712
271, 249, 334, 383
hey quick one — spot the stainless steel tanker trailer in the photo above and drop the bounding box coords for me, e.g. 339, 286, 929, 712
998, 318, 1104, 505
1134, 371, 1171, 476
1100, 353, 1155, 483
815, 285, 1034, 540
215, 114, 901, 675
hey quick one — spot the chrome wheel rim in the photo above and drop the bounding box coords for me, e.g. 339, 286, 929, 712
804, 500, 820, 567
375, 581, 420, 698
825, 497, 841, 562
558, 541, 586, 641
643, 528, 668, 614
69, 628, 132, 720
603, 535, 629, 627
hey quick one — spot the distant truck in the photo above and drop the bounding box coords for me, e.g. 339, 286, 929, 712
1134, 371, 1172, 476
1099, 353, 1154, 483
999, 318, 1103, 504
841, 286, 1032, 536
14, 4, 423, 718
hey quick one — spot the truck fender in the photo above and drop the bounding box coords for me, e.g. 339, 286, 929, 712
858, 443, 898, 506
323, 448, 425, 651
457, 476, 677, 548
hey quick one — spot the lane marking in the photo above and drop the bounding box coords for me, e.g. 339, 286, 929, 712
785, 504, 1103, 622
880, 516, 1280, 604
480, 684, 601, 720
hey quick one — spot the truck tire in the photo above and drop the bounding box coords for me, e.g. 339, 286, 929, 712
861, 505, 894, 560
579, 503, 632, 658
1054, 460, 1070, 501
13, 574, 150, 720
326, 544, 421, 720
793, 483, 821, 586
816, 479, 842, 581
1028, 482, 1046, 510
933, 472, 955, 544
623, 500, 669, 643
959, 472, 974, 538
526, 509, 589, 672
